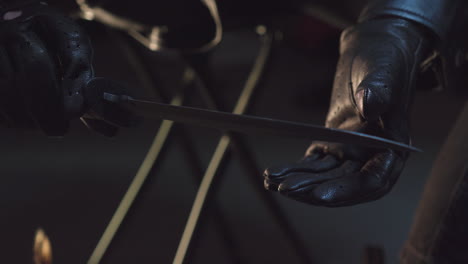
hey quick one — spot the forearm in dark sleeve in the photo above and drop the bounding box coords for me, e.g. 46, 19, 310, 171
359, 0, 464, 41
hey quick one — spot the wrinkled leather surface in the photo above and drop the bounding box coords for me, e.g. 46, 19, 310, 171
0, 2, 136, 136
0, 1, 92, 135
264, 18, 430, 207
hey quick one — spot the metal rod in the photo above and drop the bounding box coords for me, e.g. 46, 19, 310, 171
87, 28, 181, 264
174, 29, 313, 264
173, 135, 232, 264
88, 29, 241, 263
174, 128, 242, 264
88, 95, 184, 264
172, 30, 274, 264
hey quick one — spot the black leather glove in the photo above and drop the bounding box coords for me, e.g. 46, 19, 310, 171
0, 1, 136, 136
264, 18, 431, 207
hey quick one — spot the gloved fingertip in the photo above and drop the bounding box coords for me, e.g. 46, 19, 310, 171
264, 179, 279, 192
278, 181, 303, 194
263, 166, 288, 178
277, 183, 289, 193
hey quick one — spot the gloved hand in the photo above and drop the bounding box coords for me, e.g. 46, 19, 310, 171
0, 1, 137, 137
264, 18, 431, 207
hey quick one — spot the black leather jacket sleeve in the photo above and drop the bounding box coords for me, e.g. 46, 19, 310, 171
359, 0, 463, 41
359, 0, 468, 91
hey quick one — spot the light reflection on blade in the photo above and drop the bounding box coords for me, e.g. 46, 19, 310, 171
106, 94, 420, 152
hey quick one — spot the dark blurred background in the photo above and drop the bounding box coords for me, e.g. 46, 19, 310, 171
1, 2, 467, 264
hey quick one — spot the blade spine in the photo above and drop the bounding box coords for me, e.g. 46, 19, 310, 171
127, 98, 420, 152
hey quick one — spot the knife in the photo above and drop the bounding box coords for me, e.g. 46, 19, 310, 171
99, 92, 420, 152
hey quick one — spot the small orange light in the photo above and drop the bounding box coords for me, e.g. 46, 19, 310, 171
33, 228, 53, 264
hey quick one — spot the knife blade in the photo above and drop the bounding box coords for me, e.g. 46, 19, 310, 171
102, 92, 420, 152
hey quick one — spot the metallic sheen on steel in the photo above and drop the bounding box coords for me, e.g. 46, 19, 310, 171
103, 93, 420, 152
